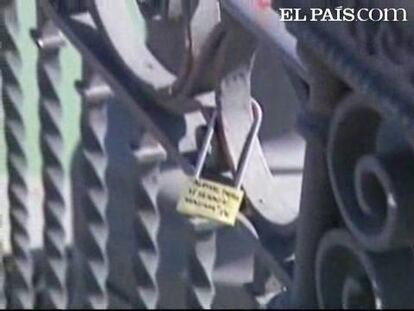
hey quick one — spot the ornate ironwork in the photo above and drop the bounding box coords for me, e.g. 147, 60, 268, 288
0, 1, 34, 308
132, 135, 164, 309
77, 65, 111, 309
31, 3, 68, 308
1, 0, 414, 309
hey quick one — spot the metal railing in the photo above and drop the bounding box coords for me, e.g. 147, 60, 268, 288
1, 0, 414, 309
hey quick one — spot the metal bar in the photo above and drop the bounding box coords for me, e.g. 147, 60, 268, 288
133, 158, 161, 309
289, 47, 341, 308
77, 65, 111, 309
0, 70, 6, 311
187, 227, 217, 309
221, 0, 307, 81
31, 3, 68, 308
0, 1, 34, 308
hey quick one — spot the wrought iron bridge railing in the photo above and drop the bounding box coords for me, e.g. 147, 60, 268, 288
1, 0, 414, 309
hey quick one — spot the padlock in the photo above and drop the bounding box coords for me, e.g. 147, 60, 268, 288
177, 100, 263, 226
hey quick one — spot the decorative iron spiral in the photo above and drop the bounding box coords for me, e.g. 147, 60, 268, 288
328, 94, 414, 252
316, 228, 414, 308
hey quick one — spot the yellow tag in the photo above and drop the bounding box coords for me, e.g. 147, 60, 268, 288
177, 178, 244, 226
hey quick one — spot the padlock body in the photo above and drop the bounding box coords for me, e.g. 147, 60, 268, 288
177, 178, 244, 226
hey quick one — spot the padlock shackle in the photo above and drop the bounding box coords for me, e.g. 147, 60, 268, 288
188, 101, 262, 230
193, 100, 262, 187
194, 109, 218, 180
234, 100, 263, 189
